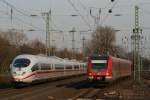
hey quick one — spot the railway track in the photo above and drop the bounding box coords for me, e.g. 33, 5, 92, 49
69, 88, 101, 100
68, 82, 107, 100
142, 71, 150, 80
1, 75, 148, 100
0, 75, 87, 100
69, 77, 135, 100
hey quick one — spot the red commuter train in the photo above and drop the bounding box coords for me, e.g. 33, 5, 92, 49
87, 54, 132, 82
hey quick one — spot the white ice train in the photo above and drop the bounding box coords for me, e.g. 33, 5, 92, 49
10, 54, 86, 83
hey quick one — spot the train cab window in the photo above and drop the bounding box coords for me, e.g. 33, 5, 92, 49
91, 60, 107, 70
31, 64, 39, 72
92, 63, 106, 70
13, 58, 30, 68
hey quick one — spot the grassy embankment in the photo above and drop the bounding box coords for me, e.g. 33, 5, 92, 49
0, 72, 13, 88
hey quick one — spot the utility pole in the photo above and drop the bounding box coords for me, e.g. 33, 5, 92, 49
80, 30, 92, 56
52, 39, 56, 56
42, 10, 51, 56
131, 6, 142, 84
69, 27, 76, 59
90, 8, 101, 28
82, 36, 86, 55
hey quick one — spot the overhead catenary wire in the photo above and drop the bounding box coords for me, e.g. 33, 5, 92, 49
0, 0, 31, 17
0, 9, 44, 32
0, 0, 48, 32
78, 0, 115, 28
100, 0, 120, 25
102, 1, 114, 10
0, 1, 61, 33
67, 0, 92, 29
77, 0, 113, 28
84, 1, 113, 10
78, 0, 88, 12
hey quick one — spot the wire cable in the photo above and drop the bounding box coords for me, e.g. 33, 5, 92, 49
100, 0, 119, 25
0, 9, 44, 32
0, 0, 31, 17
78, 0, 89, 13
67, 0, 91, 29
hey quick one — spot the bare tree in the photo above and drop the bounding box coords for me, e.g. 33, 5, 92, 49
1, 30, 27, 47
90, 26, 116, 54
29, 39, 46, 54
0, 33, 18, 73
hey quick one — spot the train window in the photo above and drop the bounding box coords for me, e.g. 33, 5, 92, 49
74, 65, 79, 69
92, 63, 106, 70
81, 65, 85, 69
13, 58, 30, 67
55, 67, 64, 69
66, 65, 72, 69
31, 64, 39, 72
41, 64, 51, 70
55, 64, 64, 70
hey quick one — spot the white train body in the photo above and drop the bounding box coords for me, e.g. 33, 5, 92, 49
10, 54, 86, 83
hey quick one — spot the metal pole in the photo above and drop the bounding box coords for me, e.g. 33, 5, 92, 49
82, 36, 86, 56
70, 27, 76, 58
90, 8, 101, 28
42, 10, 51, 56
132, 6, 142, 84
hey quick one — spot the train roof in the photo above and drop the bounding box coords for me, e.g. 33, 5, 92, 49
13, 54, 61, 63
111, 56, 131, 63
13, 54, 85, 65
49, 56, 64, 60
90, 54, 108, 60
89, 54, 131, 63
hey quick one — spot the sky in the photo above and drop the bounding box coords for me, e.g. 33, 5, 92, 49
0, 0, 150, 57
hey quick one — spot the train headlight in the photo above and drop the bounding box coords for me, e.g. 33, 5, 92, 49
89, 73, 92, 76
106, 72, 109, 76
89, 76, 93, 79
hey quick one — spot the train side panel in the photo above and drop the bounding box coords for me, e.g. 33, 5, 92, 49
105, 56, 113, 80
111, 56, 121, 80
111, 56, 132, 80
119, 59, 132, 77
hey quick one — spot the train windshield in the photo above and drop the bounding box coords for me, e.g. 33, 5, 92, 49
13, 58, 30, 67
92, 63, 106, 70
91, 56, 108, 70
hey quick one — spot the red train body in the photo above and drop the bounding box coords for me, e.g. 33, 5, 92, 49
87, 55, 132, 82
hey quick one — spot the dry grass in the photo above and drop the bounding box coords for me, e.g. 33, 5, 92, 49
0, 74, 13, 88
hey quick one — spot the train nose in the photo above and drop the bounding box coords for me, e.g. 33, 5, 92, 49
13, 71, 26, 76
14, 77, 22, 82
12, 74, 24, 82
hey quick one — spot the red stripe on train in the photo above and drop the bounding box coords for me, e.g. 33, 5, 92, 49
14, 69, 85, 80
